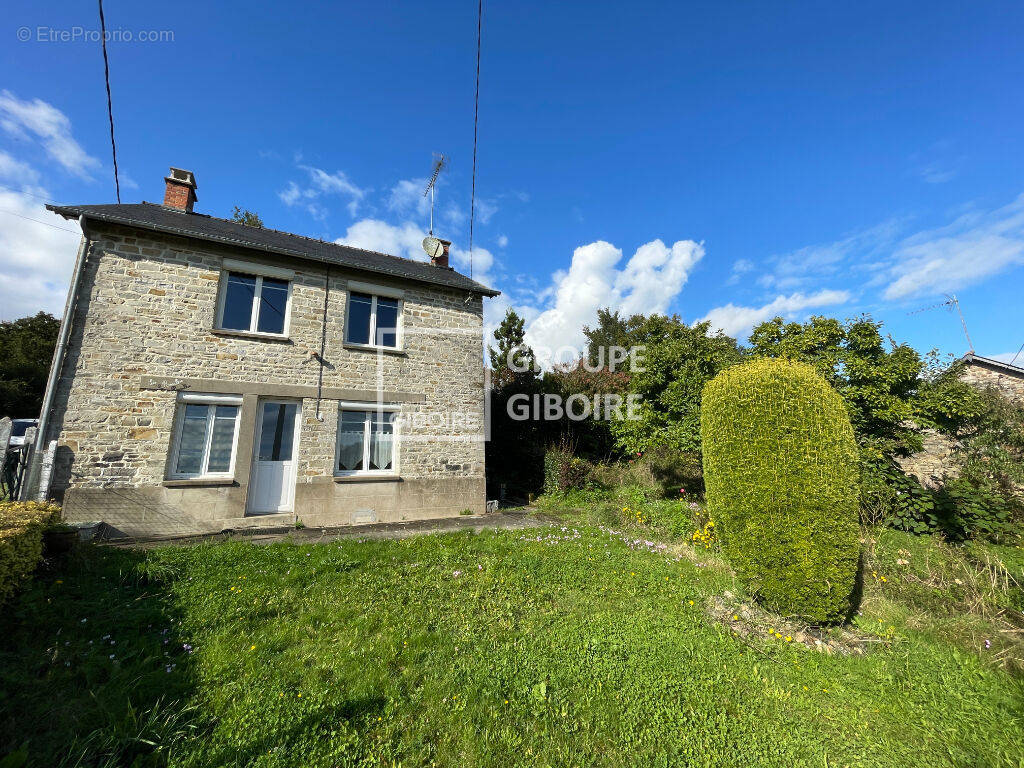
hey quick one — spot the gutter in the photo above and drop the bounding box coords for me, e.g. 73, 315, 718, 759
35, 216, 90, 453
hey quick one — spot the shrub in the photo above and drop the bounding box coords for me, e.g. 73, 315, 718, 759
701, 358, 860, 624
543, 443, 592, 494
0, 501, 60, 603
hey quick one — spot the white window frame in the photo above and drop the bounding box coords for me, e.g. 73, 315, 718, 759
344, 284, 404, 351
167, 392, 243, 480
215, 260, 294, 338
334, 402, 400, 477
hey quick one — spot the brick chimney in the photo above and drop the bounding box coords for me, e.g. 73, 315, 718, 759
163, 167, 198, 212
431, 238, 451, 269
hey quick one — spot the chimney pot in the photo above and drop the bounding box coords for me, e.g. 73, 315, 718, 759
163, 167, 198, 212
431, 238, 451, 269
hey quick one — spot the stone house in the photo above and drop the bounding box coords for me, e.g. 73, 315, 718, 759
40, 168, 499, 538
958, 353, 1024, 404
897, 353, 1024, 488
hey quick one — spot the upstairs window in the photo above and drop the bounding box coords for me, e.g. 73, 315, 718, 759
336, 408, 397, 475
217, 269, 291, 336
345, 291, 401, 349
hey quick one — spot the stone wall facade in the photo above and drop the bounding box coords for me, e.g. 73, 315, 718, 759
959, 359, 1024, 403
896, 357, 1024, 487
48, 223, 488, 537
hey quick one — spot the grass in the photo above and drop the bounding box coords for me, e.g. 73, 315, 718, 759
1, 509, 1023, 767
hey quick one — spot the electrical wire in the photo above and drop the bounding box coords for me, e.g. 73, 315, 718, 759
97, 0, 121, 203
0, 208, 80, 234
468, 0, 482, 279
1008, 340, 1024, 367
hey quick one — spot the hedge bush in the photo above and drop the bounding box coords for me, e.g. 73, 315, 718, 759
543, 443, 592, 494
700, 359, 860, 624
0, 501, 60, 603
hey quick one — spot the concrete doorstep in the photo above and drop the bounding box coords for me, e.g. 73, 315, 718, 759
103, 509, 551, 549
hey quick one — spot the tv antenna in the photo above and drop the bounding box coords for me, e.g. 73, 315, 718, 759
423, 153, 447, 235
908, 293, 974, 353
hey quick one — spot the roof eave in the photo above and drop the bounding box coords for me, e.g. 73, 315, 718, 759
46, 204, 501, 298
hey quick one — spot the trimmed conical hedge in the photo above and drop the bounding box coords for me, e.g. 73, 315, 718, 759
700, 359, 860, 624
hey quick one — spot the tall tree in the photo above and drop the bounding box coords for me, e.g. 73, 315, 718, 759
748, 315, 923, 454
0, 312, 60, 418
488, 308, 537, 387
231, 207, 264, 228
582, 308, 645, 367
611, 315, 742, 455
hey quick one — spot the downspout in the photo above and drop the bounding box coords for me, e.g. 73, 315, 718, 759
35, 215, 90, 453
315, 263, 330, 421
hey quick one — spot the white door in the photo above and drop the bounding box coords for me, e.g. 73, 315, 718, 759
248, 400, 301, 514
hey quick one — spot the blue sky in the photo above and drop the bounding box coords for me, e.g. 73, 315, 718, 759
2, 0, 1022, 363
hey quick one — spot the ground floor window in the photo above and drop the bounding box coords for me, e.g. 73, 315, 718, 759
336, 407, 397, 475
168, 393, 242, 479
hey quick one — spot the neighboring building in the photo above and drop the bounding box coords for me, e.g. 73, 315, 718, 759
897, 352, 1024, 488
958, 353, 1024, 404
40, 167, 498, 538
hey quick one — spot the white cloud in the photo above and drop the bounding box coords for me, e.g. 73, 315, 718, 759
278, 165, 367, 217
387, 178, 429, 218
476, 199, 498, 225
726, 258, 754, 285
0, 91, 100, 179
0, 173, 81, 319
0, 150, 41, 187
336, 217, 497, 289
335, 219, 427, 262
700, 289, 851, 339
989, 351, 1023, 367
883, 194, 1024, 300
519, 239, 704, 361
496, 234, 508, 248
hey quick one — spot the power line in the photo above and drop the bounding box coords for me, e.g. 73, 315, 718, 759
1008, 340, 1024, 367
97, 0, 121, 203
468, 0, 482, 279
0, 208, 80, 234
0, 183, 56, 203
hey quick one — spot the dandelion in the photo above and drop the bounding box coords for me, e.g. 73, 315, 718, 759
732, 615, 738, 621
250, 645, 256, 651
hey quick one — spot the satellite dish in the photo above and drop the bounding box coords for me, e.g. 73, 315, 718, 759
422, 236, 444, 260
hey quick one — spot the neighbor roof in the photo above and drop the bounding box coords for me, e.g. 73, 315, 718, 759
47, 202, 500, 297
960, 353, 1024, 377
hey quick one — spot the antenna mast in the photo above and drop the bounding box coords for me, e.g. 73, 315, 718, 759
908, 293, 975, 353
423, 153, 447, 235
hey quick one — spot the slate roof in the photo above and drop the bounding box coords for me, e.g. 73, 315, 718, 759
47, 202, 500, 297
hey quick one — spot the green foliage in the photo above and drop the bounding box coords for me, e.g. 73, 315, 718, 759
486, 309, 545, 498
701, 359, 860, 624
543, 442, 592, 494
582, 308, 645, 367
488, 308, 538, 387
0, 312, 59, 418
230, 207, 264, 228
748, 315, 923, 455
612, 315, 742, 456
860, 456, 1016, 543
0, 502, 60, 603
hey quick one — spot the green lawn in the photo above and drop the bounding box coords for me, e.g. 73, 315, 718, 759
2, 521, 1023, 767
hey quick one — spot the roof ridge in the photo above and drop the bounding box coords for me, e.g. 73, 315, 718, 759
138, 202, 441, 273
46, 202, 500, 297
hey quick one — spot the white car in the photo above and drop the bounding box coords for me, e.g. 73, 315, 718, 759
8, 419, 38, 447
